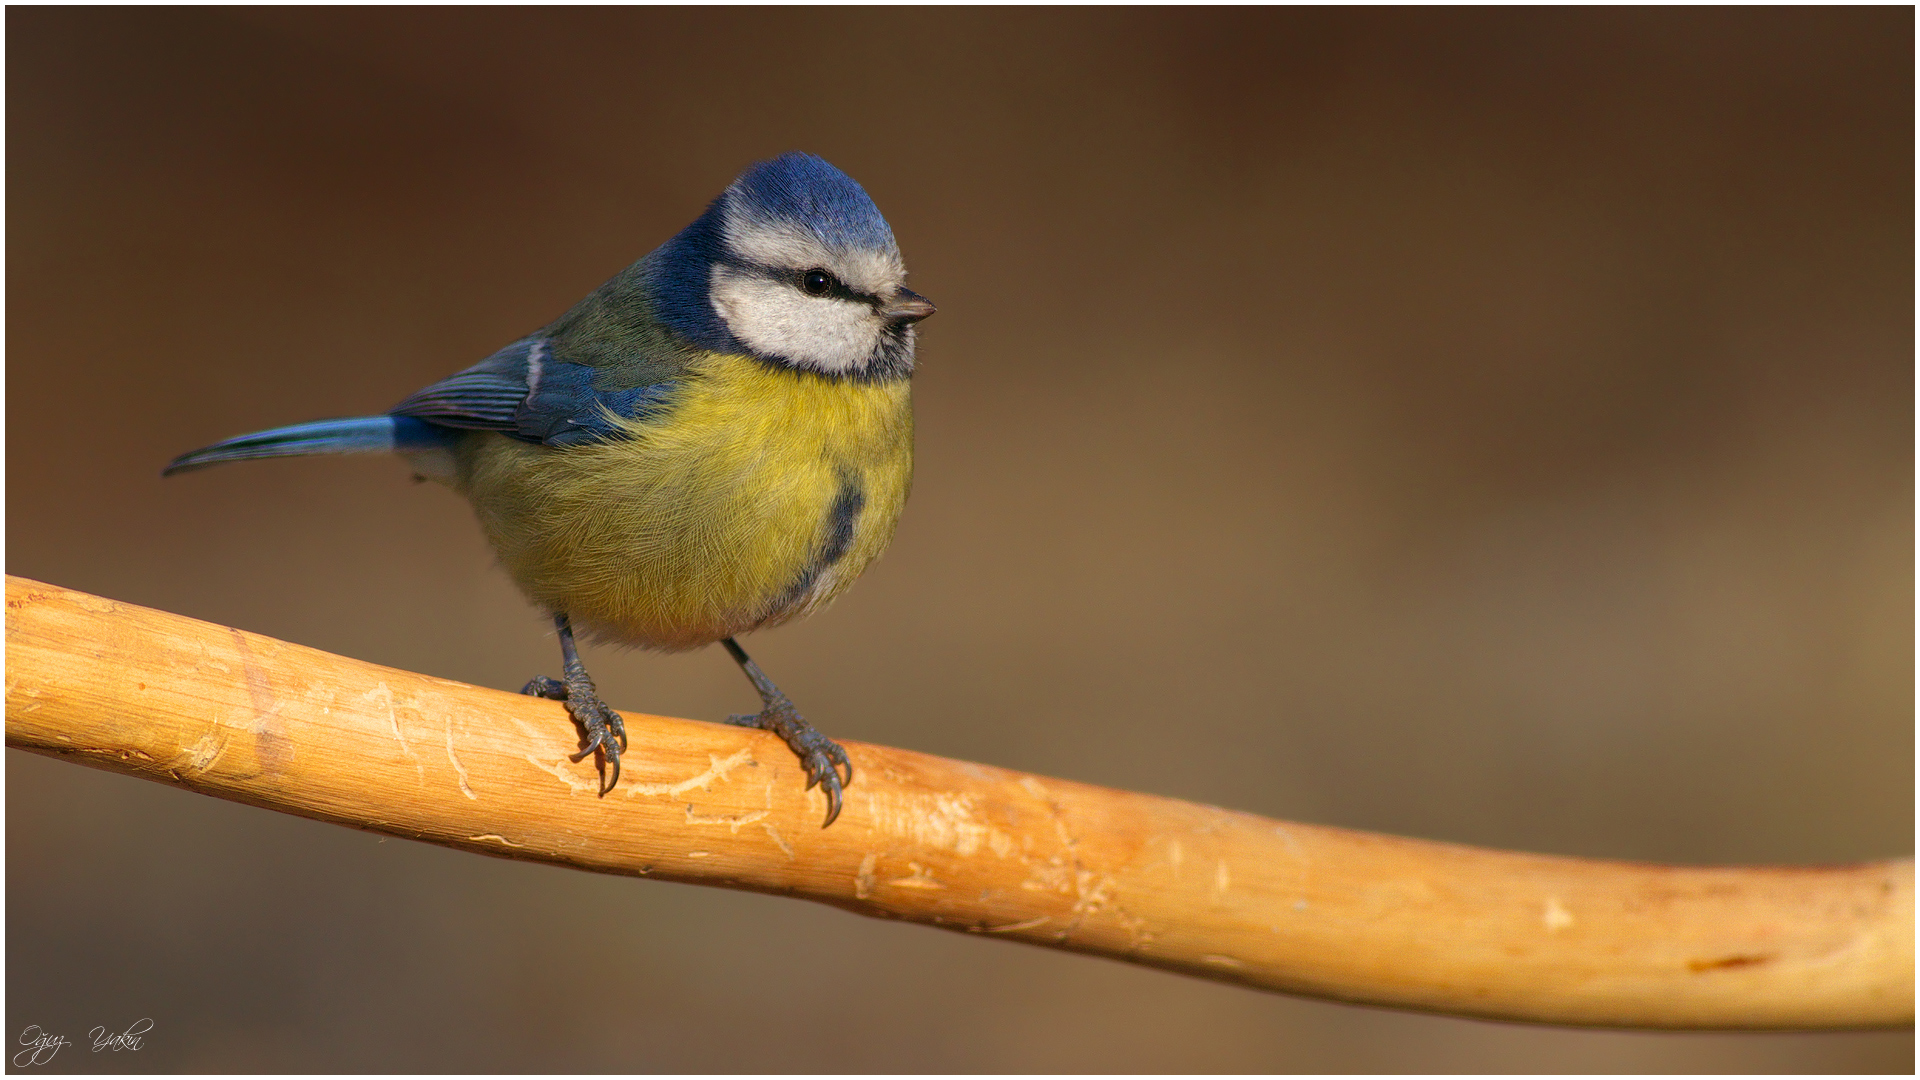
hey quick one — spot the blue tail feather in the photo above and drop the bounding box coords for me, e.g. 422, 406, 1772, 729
163, 415, 451, 476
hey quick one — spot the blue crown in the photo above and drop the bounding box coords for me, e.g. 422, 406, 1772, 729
646, 153, 895, 355
728, 152, 897, 255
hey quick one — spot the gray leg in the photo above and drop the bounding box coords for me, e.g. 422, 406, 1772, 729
720, 637, 852, 827
522, 613, 627, 795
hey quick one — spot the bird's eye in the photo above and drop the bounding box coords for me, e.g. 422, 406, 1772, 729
802, 269, 835, 297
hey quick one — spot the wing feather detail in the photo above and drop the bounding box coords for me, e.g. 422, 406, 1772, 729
390, 336, 673, 447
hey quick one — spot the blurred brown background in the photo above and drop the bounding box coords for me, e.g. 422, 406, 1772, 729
7, 7, 1912, 1073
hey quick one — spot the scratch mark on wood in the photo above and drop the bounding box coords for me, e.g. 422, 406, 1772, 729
445, 717, 477, 800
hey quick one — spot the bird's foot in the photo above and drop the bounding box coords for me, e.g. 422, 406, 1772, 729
522, 672, 627, 795
726, 697, 852, 827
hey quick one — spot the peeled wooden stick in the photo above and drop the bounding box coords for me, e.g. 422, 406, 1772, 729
5, 575, 1910, 1029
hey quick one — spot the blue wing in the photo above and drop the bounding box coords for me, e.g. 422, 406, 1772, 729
389, 336, 674, 448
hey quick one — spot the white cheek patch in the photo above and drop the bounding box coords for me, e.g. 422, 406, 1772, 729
709, 266, 881, 374
720, 206, 903, 296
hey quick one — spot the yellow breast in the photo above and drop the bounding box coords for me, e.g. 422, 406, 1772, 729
454, 353, 913, 650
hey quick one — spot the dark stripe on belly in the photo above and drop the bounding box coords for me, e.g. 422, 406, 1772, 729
781, 474, 865, 604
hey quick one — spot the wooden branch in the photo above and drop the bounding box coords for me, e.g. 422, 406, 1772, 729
5, 576, 1910, 1029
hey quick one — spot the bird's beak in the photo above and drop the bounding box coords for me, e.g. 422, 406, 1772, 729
880, 288, 936, 324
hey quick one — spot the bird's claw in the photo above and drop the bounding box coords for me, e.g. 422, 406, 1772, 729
522, 675, 566, 700
522, 674, 626, 794
726, 702, 853, 827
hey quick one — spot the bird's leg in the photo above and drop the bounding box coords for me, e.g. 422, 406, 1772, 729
522, 613, 627, 795
719, 637, 852, 827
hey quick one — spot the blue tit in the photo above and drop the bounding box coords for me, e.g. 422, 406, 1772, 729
165, 152, 934, 826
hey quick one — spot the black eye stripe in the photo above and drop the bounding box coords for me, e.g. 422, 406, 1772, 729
715, 256, 882, 305
786, 266, 875, 305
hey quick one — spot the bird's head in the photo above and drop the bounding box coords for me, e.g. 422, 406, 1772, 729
647, 153, 933, 379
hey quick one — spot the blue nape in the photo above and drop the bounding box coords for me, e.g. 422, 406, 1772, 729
645, 152, 898, 360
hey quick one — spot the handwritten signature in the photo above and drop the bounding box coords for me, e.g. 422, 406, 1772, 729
89, 1018, 152, 1053
14, 1019, 152, 1066
14, 1027, 70, 1067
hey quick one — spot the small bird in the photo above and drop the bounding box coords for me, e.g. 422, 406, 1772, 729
165, 152, 932, 826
